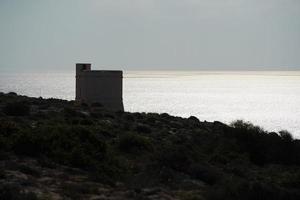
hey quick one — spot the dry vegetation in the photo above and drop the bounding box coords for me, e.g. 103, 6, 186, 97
0, 92, 300, 200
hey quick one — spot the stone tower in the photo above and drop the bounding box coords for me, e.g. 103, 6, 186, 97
76, 63, 124, 111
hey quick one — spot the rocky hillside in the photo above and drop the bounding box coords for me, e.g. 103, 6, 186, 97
0, 92, 300, 200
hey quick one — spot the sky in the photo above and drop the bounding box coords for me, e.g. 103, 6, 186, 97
0, 0, 299, 71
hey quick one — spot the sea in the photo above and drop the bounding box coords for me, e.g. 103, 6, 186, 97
0, 71, 300, 138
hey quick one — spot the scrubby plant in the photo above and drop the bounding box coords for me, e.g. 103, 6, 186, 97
229, 120, 300, 166
118, 133, 152, 153
155, 143, 192, 171
80, 119, 94, 125
12, 129, 44, 156
0, 93, 300, 198
63, 107, 78, 118
279, 130, 293, 142
124, 113, 135, 121
0, 183, 38, 200
3, 101, 30, 116
0, 120, 19, 136
7, 92, 17, 96
135, 123, 152, 133
188, 164, 221, 185
230, 120, 265, 134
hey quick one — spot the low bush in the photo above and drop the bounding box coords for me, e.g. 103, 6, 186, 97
229, 120, 300, 166
0, 183, 38, 200
0, 120, 19, 136
12, 126, 108, 168
7, 92, 17, 96
279, 130, 293, 142
124, 114, 135, 121
3, 101, 30, 116
156, 144, 192, 171
17, 164, 41, 177
206, 178, 300, 200
118, 133, 152, 153
135, 123, 152, 133
12, 130, 45, 156
0, 93, 300, 198
80, 119, 94, 125
188, 164, 221, 185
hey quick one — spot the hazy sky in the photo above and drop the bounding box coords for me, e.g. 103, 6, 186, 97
0, 0, 299, 71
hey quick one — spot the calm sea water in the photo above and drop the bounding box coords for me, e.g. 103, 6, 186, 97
1, 71, 300, 138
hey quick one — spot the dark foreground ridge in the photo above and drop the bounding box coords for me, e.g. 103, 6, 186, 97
0, 92, 300, 200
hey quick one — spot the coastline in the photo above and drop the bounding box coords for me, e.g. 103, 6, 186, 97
1, 71, 300, 138
0, 92, 300, 200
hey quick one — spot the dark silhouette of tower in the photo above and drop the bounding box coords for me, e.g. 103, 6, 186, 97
76, 63, 124, 111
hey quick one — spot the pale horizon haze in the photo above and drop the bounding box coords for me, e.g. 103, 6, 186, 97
0, 0, 300, 72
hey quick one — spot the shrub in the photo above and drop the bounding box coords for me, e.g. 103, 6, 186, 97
61, 182, 99, 198
3, 101, 30, 116
69, 147, 93, 168
80, 119, 94, 126
205, 178, 287, 200
135, 124, 152, 134
188, 164, 221, 185
63, 107, 78, 118
11, 125, 109, 170
188, 116, 200, 123
7, 92, 17, 96
0, 120, 19, 136
229, 120, 269, 165
17, 164, 41, 177
160, 113, 170, 118
156, 144, 192, 171
12, 130, 44, 156
230, 120, 265, 134
229, 120, 300, 165
0, 184, 38, 200
279, 130, 293, 142
124, 114, 135, 121
0, 169, 5, 179
118, 133, 152, 153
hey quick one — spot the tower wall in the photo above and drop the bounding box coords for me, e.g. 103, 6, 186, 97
76, 63, 124, 111
76, 63, 91, 101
